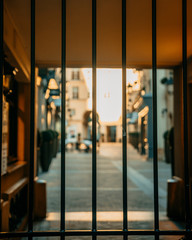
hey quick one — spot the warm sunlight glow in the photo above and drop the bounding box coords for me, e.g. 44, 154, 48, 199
97, 69, 122, 123
82, 68, 122, 123
82, 68, 141, 124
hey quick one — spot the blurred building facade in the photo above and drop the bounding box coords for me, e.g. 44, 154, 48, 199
66, 68, 90, 141
127, 69, 174, 161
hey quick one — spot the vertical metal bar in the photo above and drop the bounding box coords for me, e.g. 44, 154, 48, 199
0, 0, 3, 202
92, 0, 97, 238
28, 0, 35, 238
182, 0, 191, 233
122, 0, 127, 238
61, 0, 66, 238
152, 0, 159, 239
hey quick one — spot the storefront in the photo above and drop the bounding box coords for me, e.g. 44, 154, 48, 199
1, 61, 31, 231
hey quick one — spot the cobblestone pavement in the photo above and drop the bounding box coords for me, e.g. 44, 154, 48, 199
32, 143, 183, 240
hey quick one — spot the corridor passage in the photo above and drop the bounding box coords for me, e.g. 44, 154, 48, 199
32, 143, 182, 240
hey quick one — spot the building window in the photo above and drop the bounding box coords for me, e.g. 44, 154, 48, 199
72, 70, 80, 80
72, 87, 79, 99
70, 109, 75, 117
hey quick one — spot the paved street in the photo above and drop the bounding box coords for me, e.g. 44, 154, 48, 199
33, 143, 183, 240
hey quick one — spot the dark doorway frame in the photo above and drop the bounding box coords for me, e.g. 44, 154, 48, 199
0, 0, 191, 239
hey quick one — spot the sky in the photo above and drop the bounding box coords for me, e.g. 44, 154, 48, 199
82, 68, 122, 123
82, 68, 139, 124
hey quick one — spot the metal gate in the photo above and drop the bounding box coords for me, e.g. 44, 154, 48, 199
0, 0, 191, 239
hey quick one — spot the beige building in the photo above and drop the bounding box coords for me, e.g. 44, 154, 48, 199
66, 69, 90, 141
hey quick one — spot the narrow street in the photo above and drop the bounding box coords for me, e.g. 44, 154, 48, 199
33, 143, 182, 240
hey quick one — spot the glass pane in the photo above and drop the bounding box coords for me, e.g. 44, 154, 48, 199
97, 69, 123, 230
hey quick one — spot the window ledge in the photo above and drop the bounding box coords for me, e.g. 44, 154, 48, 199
2, 177, 28, 201
7, 161, 27, 174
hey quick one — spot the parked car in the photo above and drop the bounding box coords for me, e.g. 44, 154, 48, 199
65, 139, 93, 153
